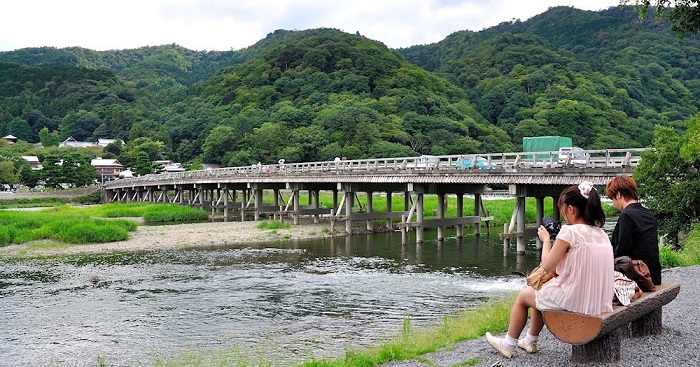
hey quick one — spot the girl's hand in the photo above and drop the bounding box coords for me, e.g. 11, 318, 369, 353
537, 225, 551, 244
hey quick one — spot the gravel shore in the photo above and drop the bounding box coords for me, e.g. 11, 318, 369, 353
381, 265, 700, 367
0, 219, 338, 257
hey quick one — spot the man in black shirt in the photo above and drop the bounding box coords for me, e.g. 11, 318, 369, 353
606, 176, 662, 285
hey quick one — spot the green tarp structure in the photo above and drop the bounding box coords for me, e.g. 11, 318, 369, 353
522, 136, 572, 159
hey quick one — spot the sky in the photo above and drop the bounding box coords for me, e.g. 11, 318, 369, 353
0, 0, 623, 52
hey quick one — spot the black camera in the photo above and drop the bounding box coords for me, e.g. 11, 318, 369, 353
543, 216, 562, 237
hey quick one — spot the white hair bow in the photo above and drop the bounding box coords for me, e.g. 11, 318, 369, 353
578, 181, 594, 199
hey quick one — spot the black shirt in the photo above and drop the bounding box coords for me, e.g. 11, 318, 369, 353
611, 202, 662, 285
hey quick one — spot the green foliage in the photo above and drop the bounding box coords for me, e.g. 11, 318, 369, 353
623, 1, 700, 37
141, 204, 210, 223
634, 123, 700, 243
400, 6, 700, 149
256, 220, 291, 230
2, 8, 700, 167
0, 209, 137, 246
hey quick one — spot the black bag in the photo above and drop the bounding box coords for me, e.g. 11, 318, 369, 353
614, 256, 656, 292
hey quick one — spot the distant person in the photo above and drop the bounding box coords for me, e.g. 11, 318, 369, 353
334, 156, 341, 169
278, 158, 285, 171
606, 176, 661, 285
485, 182, 613, 359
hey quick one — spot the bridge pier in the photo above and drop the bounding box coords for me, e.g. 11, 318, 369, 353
437, 193, 445, 241
456, 194, 464, 238
366, 191, 374, 232
345, 190, 353, 234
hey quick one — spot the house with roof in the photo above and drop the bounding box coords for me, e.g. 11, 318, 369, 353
60, 136, 96, 148
21, 155, 42, 170
153, 160, 186, 173
91, 157, 125, 182
2, 134, 18, 144
96, 138, 124, 147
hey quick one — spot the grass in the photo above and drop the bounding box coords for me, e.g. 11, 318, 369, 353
256, 220, 291, 230
0, 203, 209, 246
660, 224, 700, 267
0, 207, 138, 246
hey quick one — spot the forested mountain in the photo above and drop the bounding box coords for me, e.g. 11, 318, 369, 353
1, 5, 699, 167
399, 6, 700, 148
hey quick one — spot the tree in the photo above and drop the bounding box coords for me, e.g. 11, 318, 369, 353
7, 117, 34, 142
134, 151, 152, 176
634, 117, 700, 245
41, 154, 66, 188
39, 127, 60, 147
119, 137, 165, 168
623, 1, 700, 37
0, 160, 19, 185
61, 151, 96, 187
202, 126, 237, 165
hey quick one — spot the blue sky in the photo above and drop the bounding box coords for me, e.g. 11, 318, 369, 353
0, 0, 622, 52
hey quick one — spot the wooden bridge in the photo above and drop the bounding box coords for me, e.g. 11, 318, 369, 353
103, 148, 645, 252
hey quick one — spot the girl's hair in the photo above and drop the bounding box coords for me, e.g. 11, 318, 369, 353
605, 176, 638, 201
557, 184, 606, 227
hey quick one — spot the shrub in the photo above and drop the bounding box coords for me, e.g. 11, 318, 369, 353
256, 220, 291, 230
142, 204, 210, 223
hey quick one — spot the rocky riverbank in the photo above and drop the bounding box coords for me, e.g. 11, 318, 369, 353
0, 219, 339, 257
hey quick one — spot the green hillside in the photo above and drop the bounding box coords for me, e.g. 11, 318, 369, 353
399, 6, 699, 148
1, 6, 699, 167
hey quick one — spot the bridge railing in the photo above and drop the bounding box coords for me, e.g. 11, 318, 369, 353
105, 148, 647, 188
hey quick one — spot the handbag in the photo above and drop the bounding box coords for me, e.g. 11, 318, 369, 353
614, 256, 656, 292
613, 271, 642, 306
526, 265, 557, 290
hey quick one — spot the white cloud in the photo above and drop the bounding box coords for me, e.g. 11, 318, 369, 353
0, 0, 622, 52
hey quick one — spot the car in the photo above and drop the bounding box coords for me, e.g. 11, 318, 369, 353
412, 155, 440, 169
455, 155, 494, 169
558, 147, 587, 166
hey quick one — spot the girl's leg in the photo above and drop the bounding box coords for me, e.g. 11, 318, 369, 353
507, 287, 537, 339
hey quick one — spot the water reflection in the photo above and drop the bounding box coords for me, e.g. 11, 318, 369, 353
0, 228, 540, 367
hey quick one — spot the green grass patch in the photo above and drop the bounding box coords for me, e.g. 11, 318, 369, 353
0, 196, 68, 209
256, 220, 291, 230
141, 204, 210, 223
0, 209, 138, 246
658, 223, 700, 268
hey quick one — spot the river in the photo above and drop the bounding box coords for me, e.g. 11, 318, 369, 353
0, 228, 542, 367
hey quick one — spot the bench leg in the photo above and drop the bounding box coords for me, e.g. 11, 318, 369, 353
571, 327, 622, 363
631, 307, 663, 336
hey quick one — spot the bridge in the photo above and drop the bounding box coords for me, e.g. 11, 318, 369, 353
103, 148, 645, 253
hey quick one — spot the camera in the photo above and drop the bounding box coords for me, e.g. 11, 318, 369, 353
542, 216, 562, 237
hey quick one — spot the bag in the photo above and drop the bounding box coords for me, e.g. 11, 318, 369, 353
614, 256, 656, 292
613, 271, 642, 306
526, 265, 557, 290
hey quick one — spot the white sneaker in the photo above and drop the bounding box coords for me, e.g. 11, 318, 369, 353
517, 338, 538, 353
486, 332, 515, 358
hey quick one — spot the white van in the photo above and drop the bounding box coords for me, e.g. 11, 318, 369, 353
558, 147, 587, 166
413, 155, 440, 169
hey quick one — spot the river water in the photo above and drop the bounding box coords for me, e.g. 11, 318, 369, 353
0, 229, 542, 367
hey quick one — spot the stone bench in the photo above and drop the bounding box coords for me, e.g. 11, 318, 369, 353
542, 282, 680, 363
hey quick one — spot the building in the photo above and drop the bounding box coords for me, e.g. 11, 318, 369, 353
2, 134, 18, 144
91, 157, 125, 182
96, 138, 124, 147
20, 155, 42, 170
59, 136, 96, 148
154, 160, 186, 173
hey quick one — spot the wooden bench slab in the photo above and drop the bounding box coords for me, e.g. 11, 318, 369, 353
542, 281, 680, 363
